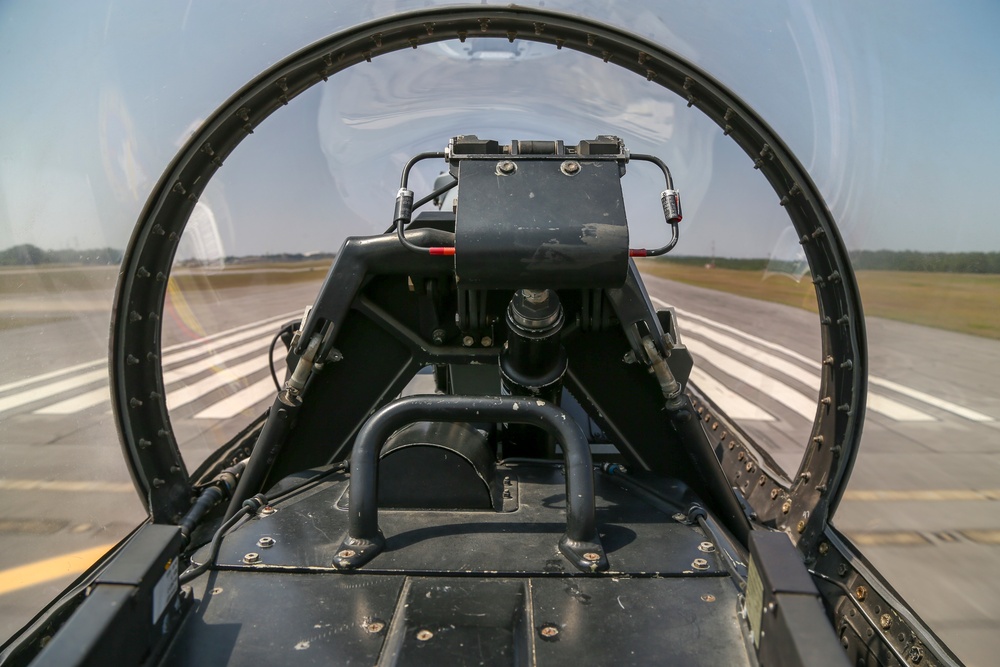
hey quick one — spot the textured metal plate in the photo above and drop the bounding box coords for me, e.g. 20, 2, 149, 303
210, 465, 725, 576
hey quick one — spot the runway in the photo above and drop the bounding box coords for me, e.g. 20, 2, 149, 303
0, 273, 997, 664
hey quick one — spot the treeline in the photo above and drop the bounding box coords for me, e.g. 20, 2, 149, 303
659, 250, 1000, 274
0, 244, 123, 266
848, 250, 1000, 274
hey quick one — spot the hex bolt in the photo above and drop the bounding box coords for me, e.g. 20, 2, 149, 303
880, 614, 892, 630
770, 488, 781, 500
462, 335, 475, 347
698, 541, 716, 553
818, 542, 830, 555
560, 160, 581, 175
692, 558, 709, 570
497, 160, 516, 175
338, 549, 357, 559
431, 328, 445, 345
796, 520, 806, 534
701, 594, 716, 602
781, 499, 792, 514
416, 629, 434, 641
257, 536, 276, 548
243, 552, 260, 564
539, 625, 559, 638
837, 562, 849, 577
480, 336, 493, 347
583, 552, 601, 562
855, 585, 868, 601
260, 505, 276, 516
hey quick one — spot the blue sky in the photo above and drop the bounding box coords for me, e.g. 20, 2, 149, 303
1, 1, 998, 259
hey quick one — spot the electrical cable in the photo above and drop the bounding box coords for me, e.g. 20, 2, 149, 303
268, 322, 297, 392
178, 494, 268, 584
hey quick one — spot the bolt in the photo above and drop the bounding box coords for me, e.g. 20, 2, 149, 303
698, 541, 716, 553
366, 621, 385, 634
210, 587, 224, 595
770, 488, 780, 500
503, 476, 512, 486
781, 499, 792, 514
481, 336, 493, 347
672, 513, 687, 523
797, 520, 806, 534
257, 536, 276, 548
737, 451, 745, 461
691, 558, 709, 570
818, 542, 830, 555
701, 594, 716, 602
498, 160, 516, 175
502, 489, 512, 499
759, 475, 767, 486
855, 585, 867, 601
338, 549, 357, 559
837, 562, 849, 576
416, 629, 434, 641
711, 422, 718, 431
908, 646, 924, 664
243, 552, 260, 564
431, 328, 445, 345
260, 505, 276, 516
462, 335, 475, 347
583, 552, 601, 562
880, 614, 892, 630
539, 625, 559, 638
560, 160, 581, 175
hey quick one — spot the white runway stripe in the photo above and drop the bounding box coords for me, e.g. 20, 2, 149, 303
166, 356, 271, 411
650, 297, 991, 422
35, 337, 273, 415
0, 311, 297, 402
0, 369, 106, 415
681, 321, 935, 422
688, 367, 775, 421
682, 337, 819, 420
193, 376, 276, 420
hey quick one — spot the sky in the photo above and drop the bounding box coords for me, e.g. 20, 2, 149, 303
1, 0, 999, 260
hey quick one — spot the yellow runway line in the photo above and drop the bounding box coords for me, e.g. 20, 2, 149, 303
0, 544, 115, 596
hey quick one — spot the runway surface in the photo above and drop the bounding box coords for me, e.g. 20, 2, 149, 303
0, 273, 997, 665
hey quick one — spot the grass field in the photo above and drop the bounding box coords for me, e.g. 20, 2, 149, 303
637, 260, 1000, 340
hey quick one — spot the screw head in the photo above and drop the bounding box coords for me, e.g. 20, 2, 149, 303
701, 594, 716, 602
698, 541, 716, 553
243, 552, 260, 564
260, 505, 276, 516
855, 585, 868, 601
880, 614, 892, 630
539, 625, 559, 638
583, 552, 601, 562
782, 499, 792, 514
497, 160, 516, 175
560, 160, 581, 175
338, 549, 357, 559
797, 520, 806, 533
366, 620, 385, 634
257, 536, 275, 548
691, 558, 709, 570
818, 542, 830, 555
416, 629, 434, 641
462, 335, 475, 347
480, 336, 493, 347
431, 328, 445, 345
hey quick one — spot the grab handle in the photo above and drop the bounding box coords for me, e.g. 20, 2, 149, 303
334, 395, 608, 573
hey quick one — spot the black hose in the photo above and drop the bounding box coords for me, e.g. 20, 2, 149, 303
179, 493, 268, 585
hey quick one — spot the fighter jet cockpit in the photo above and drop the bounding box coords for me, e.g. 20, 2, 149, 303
2, 3, 996, 666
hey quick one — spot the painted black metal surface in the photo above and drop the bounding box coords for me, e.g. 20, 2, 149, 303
205, 465, 725, 577
454, 157, 629, 289
164, 574, 750, 666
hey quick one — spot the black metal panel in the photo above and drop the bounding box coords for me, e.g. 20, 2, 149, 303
746, 532, 847, 667
454, 159, 629, 289
530, 577, 751, 666
32, 525, 186, 667
207, 465, 725, 577
381, 579, 530, 667
163, 572, 404, 666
